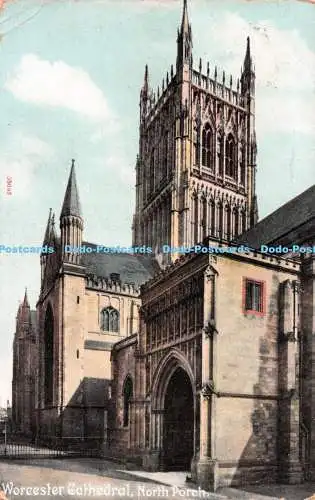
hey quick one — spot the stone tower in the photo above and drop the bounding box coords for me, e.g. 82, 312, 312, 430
132, 0, 258, 257
12, 289, 37, 437
37, 160, 86, 439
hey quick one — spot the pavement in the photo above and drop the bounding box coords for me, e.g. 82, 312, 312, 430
0, 457, 315, 500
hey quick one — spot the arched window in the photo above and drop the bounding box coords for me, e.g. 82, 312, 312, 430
241, 210, 247, 234
162, 130, 169, 179
225, 134, 236, 178
201, 197, 207, 240
209, 199, 216, 236
233, 207, 239, 237
44, 303, 54, 405
193, 123, 200, 166
217, 133, 224, 176
225, 205, 231, 240
240, 142, 246, 185
202, 123, 213, 169
123, 377, 133, 427
149, 149, 155, 193
217, 202, 223, 239
193, 195, 199, 244
100, 307, 119, 333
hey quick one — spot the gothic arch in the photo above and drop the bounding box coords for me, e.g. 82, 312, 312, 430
44, 302, 54, 405
201, 122, 213, 169
122, 375, 133, 427
151, 348, 195, 410
225, 133, 236, 178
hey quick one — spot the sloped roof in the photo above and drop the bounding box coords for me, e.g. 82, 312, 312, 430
237, 184, 315, 248
82, 242, 159, 287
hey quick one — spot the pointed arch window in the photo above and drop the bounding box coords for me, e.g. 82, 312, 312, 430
201, 197, 207, 240
241, 210, 247, 234
240, 142, 246, 185
193, 123, 200, 166
233, 207, 239, 237
201, 123, 213, 169
217, 133, 224, 176
162, 130, 169, 180
217, 202, 223, 239
123, 377, 133, 427
209, 199, 216, 237
226, 134, 236, 178
100, 307, 120, 333
149, 149, 155, 193
193, 195, 199, 244
44, 304, 54, 406
225, 204, 231, 241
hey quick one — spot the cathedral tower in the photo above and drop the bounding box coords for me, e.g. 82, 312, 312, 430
132, 0, 258, 257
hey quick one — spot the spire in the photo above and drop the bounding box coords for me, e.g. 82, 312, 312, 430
42, 208, 52, 246
143, 64, 149, 94
244, 36, 252, 72
241, 36, 255, 96
181, 0, 189, 33
60, 159, 82, 219
176, 0, 192, 73
23, 288, 29, 307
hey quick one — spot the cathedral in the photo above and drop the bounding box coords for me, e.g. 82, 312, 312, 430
12, 0, 315, 492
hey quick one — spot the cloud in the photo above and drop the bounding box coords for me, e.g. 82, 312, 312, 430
105, 155, 135, 186
5, 54, 111, 122
197, 11, 315, 136
0, 132, 53, 198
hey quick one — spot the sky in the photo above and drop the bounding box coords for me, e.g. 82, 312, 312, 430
0, 0, 314, 405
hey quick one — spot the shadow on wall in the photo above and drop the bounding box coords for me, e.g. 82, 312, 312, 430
226, 274, 293, 488
37, 377, 112, 451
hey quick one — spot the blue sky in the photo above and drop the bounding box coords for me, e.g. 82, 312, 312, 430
0, 0, 314, 404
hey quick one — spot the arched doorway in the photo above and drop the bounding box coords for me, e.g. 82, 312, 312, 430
163, 367, 194, 470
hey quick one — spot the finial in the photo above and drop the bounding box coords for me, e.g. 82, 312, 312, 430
166, 71, 169, 85
214, 66, 217, 80
162, 78, 165, 91
207, 62, 210, 78
199, 58, 202, 73
222, 70, 225, 85
23, 287, 29, 307
157, 86, 160, 99
71, 159, 75, 169
171, 64, 174, 78
230, 74, 233, 88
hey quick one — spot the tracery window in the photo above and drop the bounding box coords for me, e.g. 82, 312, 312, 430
100, 307, 119, 333
225, 133, 236, 178
123, 377, 133, 427
202, 123, 213, 169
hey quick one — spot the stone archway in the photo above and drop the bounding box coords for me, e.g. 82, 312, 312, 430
163, 366, 194, 470
150, 349, 196, 471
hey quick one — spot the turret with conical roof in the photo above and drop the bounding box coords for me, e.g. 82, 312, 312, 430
60, 159, 83, 264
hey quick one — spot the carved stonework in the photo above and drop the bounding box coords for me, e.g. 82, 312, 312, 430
203, 320, 218, 337
201, 381, 215, 399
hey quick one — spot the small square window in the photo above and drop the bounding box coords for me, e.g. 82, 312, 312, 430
244, 279, 264, 315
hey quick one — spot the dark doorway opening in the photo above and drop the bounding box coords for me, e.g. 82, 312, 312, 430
163, 367, 194, 470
